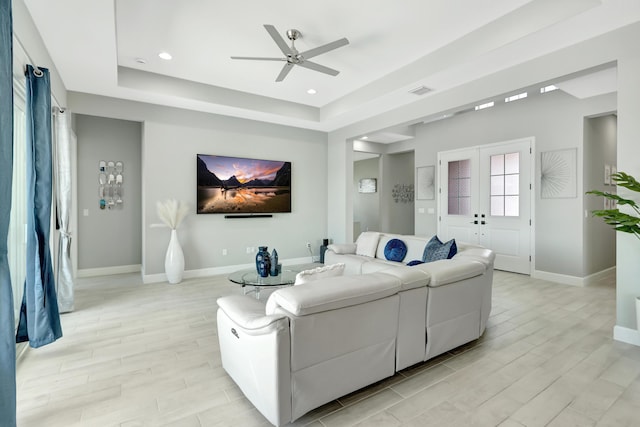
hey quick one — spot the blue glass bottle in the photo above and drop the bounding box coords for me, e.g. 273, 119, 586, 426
256, 246, 270, 278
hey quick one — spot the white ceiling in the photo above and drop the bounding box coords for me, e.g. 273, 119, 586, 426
21, 0, 640, 132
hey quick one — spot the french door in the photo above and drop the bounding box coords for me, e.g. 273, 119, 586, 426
438, 138, 533, 274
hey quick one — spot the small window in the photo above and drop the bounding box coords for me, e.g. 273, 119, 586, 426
540, 85, 558, 93
505, 92, 528, 103
474, 101, 494, 111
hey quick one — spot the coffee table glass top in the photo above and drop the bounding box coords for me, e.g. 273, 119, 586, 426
228, 268, 298, 287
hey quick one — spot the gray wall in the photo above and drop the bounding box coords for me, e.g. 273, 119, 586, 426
381, 152, 415, 235
353, 157, 380, 234
584, 115, 617, 276
413, 90, 615, 277
75, 115, 142, 269
69, 93, 328, 277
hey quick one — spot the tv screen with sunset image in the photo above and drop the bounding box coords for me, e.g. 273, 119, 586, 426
197, 154, 292, 214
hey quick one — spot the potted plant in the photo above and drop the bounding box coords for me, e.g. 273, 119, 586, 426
587, 171, 640, 330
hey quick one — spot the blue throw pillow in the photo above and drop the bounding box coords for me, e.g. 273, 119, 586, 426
384, 238, 407, 262
422, 236, 457, 263
406, 260, 424, 266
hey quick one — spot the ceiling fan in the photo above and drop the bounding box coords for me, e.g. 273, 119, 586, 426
231, 24, 349, 82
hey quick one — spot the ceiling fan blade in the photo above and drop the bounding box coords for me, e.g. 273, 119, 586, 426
264, 24, 293, 56
301, 38, 349, 60
298, 60, 340, 76
230, 56, 286, 61
275, 63, 294, 82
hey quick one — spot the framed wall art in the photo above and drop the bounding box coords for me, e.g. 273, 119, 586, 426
540, 148, 577, 199
358, 178, 377, 193
416, 165, 435, 200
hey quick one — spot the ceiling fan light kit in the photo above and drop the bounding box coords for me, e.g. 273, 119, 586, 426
231, 24, 349, 82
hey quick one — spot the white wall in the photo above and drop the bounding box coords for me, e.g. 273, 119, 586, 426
68, 93, 328, 280
75, 115, 142, 270
583, 115, 617, 276
327, 23, 639, 249
326, 22, 640, 345
12, 0, 66, 107
616, 53, 640, 334
413, 90, 614, 277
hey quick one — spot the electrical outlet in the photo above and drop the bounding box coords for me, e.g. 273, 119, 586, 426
306, 242, 311, 249
222, 249, 228, 256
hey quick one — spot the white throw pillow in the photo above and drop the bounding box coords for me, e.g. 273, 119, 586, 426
294, 263, 345, 285
355, 231, 381, 258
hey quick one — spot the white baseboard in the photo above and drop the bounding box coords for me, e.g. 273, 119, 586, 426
77, 264, 141, 278
613, 325, 640, 347
583, 266, 616, 286
532, 270, 584, 286
532, 266, 615, 287
142, 257, 316, 284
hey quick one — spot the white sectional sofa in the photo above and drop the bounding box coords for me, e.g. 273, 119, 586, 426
216, 232, 494, 426
326, 232, 495, 362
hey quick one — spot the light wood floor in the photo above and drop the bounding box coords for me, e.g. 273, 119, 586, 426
16, 268, 640, 427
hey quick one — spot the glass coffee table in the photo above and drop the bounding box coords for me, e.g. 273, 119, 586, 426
228, 268, 298, 299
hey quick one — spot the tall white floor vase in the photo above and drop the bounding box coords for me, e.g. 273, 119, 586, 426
165, 229, 184, 284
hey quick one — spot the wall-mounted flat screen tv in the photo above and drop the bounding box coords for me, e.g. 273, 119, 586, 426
197, 154, 291, 214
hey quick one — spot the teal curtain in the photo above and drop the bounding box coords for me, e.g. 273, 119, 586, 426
15, 65, 63, 348
0, 0, 16, 424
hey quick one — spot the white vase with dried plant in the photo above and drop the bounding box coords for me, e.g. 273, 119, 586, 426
151, 199, 189, 284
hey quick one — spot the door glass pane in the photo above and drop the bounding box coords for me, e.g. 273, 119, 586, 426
448, 198, 459, 215
459, 159, 471, 178
505, 175, 519, 195
490, 176, 504, 195
505, 196, 519, 216
448, 161, 459, 179
505, 152, 520, 174
489, 151, 520, 217
448, 159, 472, 216
459, 197, 470, 216
491, 154, 504, 175
491, 196, 504, 216
448, 178, 458, 197
459, 178, 470, 197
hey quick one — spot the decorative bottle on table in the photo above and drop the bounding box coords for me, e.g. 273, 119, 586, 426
270, 248, 279, 276
256, 246, 271, 278
320, 238, 329, 264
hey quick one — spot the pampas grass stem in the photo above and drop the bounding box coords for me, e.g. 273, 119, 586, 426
156, 199, 189, 229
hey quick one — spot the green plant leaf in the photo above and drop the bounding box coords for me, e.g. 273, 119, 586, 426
612, 172, 640, 192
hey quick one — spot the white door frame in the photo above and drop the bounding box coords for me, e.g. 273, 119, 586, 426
437, 137, 536, 274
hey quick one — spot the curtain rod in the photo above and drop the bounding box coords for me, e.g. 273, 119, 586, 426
13, 35, 63, 109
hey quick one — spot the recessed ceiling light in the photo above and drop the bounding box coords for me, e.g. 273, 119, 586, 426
361, 136, 369, 140
307, 88, 317, 95
158, 52, 172, 60
135, 57, 147, 64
